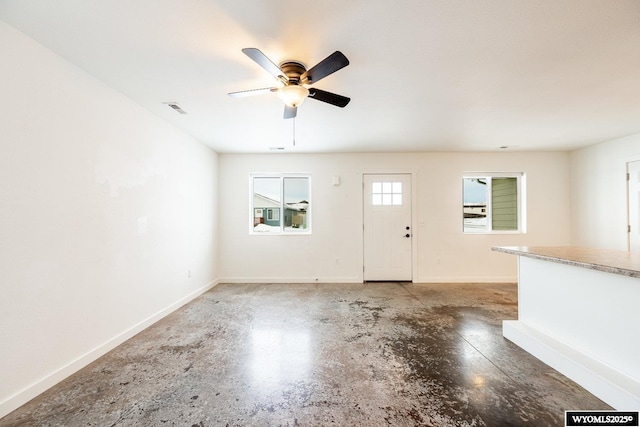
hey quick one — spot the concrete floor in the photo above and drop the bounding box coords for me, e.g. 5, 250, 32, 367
0, 282, 609, 426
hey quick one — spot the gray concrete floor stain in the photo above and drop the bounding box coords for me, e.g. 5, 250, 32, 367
0, 282, 609, 426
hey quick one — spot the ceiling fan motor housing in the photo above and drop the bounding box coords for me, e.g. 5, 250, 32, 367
280, 61, 307, 85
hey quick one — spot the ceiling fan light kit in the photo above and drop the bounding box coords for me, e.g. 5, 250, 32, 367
229, 48, 350, 119
277, 85, 309, 107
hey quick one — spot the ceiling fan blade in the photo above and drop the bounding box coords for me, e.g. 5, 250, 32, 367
300, 51, 349, 85
228, 87, 277, 98
242, 48, 286, 82
284, 105, 297, 119
308, 88, 350, 107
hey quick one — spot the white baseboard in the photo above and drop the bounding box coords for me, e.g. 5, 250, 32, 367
218, 276, 362, 284
219, 276, 516, 284
0, 280, 219, 419
503, 320, 640, 410
415, 276, 517, 283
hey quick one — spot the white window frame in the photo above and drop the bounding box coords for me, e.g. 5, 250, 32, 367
462, 172, 526, 234
250, 173, 312, 235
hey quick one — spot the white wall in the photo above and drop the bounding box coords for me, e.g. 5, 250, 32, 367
0, 22, 219, 417
219, 151, 571, 283
569, 133, 640, 250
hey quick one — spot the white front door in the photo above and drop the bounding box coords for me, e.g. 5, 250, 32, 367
628, 160, 640, 252
363, 174, 412, 281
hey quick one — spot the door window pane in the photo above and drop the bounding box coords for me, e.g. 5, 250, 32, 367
372, 181, 403, 206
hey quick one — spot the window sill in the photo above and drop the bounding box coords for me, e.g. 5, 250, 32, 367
463, 230, 525, 235
250, 230, 312, 236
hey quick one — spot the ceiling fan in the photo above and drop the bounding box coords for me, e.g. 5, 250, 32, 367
228, 48, 350, 119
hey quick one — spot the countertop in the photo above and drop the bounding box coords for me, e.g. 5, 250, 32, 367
492, 246, 640, 279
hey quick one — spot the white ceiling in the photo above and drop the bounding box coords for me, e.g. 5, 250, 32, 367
2, 0, 640, 153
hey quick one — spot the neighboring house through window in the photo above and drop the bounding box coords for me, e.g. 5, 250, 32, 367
251, 174, 311, 234
463, 173, 525, 233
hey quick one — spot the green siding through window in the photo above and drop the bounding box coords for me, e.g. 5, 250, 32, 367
491, 178, 517, 230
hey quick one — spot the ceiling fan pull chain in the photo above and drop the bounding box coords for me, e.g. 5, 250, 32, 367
293, 117, 296, 147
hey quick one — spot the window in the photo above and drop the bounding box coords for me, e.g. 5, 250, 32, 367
371, 181, 403, 206
266, 208, 279, 221
251, 174, 311, 234
463, 173, 525, 233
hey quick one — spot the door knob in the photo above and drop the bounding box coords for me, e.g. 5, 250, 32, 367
406, 226, 410, 230
404, 234, 411, 238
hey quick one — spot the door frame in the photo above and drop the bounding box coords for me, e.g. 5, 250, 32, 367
360, 171, 418, 282
627, 159, 640, 251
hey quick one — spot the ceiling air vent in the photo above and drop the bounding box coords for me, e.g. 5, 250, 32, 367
163, 102, 187, 115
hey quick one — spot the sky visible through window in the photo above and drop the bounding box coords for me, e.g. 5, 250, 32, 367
283, 178, 309, 203
463, 178, 486, 203
253, 178, 280, 202
253, 177, 308, 203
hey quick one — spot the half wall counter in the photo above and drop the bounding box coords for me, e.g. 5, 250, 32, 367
493, 246, 640, 410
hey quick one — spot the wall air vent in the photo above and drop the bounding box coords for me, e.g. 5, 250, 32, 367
163, 102, 187, 115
